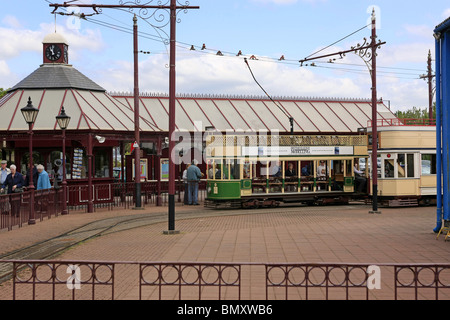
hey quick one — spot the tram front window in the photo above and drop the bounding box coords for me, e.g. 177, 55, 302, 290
397, 154, 406, 178
385, 159, 395, 178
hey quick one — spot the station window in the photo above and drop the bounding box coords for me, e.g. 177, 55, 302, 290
422, 154, 437, 175
94, 149, 110, 178
50, 151, 71, 181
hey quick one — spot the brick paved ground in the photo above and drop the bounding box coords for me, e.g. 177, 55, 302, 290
1, 203, 450, 300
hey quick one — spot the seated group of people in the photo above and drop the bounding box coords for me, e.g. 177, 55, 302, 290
267, 160, 368, 193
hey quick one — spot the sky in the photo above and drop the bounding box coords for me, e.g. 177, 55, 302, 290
1, 0, 449, 112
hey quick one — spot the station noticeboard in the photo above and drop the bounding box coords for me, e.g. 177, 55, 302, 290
132, 158, 148, 182
160, 159, 169, 181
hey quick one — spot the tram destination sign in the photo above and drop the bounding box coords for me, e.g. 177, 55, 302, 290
242, 146, 354, 157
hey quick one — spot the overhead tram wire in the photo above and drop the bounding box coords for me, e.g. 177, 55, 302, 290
311, 65, 421, 80
303, 23, 371, 60
244, 57, 295, 134
46, 1, 425, 81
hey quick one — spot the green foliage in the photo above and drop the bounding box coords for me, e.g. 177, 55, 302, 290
0, 88, 8, 99
395, 103, 436, 120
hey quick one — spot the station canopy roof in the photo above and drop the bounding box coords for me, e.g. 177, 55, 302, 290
0, 65, 161, 133
0, 63, 397, 134
112, 93, 397, 134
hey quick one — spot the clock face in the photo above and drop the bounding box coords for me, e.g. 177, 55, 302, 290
45, 44, 62, 62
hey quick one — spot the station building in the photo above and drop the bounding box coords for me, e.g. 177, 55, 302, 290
0, 32, 398, 206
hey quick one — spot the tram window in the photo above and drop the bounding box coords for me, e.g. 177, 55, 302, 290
333, 160, 344, 175
385, 159, 395, 178
317, 160, 329, 181
223, 161, 233, 180
223, 162, 230, 180
300, 161, 312, 177
215, 160, 222, 180
243, 161, 251, 179
285, 162, 297, 177
422, 154, 437, 175
207, 161, 214, 179
407, 154, 415, 178
230, 160, 240, 180
346, 161, 352, 177
397, 154, 406, 178
269, 161, 282, 177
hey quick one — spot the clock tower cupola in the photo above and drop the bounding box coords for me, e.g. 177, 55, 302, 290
43, 32, 69, 64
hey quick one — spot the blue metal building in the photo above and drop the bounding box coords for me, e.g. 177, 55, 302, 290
434, 17, 450, 232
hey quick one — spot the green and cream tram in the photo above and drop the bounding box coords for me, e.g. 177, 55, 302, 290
205, 134, 370, 208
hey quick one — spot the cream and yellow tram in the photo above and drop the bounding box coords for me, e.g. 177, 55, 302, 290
368, 121, 437, 207
205, 134, 370, 208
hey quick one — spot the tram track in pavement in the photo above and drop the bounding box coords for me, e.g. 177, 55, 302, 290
0, 203, 368, 283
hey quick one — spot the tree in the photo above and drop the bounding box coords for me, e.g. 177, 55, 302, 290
395, 103, 436, 120
0, 88, 8, 99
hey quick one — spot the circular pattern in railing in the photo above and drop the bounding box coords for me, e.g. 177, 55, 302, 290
267, 265, 369, 288
140, 264, 240, 286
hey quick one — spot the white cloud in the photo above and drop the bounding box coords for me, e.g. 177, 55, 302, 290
443, 8, 450, 19
2, 15, 22, 29
251, 0, 298, 4
97, 51, 364, 100
0, 17, 105, 61
250, 0, 325, 5
403, 24, 433, 40
94, 48, 430, 113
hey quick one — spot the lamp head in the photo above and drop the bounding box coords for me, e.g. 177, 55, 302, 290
56, 106, 71, 130
21, 97, 40, 125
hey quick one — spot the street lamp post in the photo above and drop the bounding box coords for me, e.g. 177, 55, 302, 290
21, 97, 39, 225
56, 107, 71, 215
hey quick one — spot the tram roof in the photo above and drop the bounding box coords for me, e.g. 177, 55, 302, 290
112, 93, 397, 134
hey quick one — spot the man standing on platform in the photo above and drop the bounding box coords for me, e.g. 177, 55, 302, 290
0, 161, 10, 191
187, 160, 203, 206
